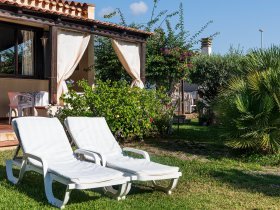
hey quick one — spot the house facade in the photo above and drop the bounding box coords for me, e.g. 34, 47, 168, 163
0, 0, 151, 118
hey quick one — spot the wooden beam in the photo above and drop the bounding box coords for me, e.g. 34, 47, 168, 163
140, 42, 146, 84
92, 29, 146, 43
0, 8, 55, 27
56, 21, 146, 43
49, 26, 58, 105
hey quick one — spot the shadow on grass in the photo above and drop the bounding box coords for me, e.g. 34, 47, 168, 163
0, 164, 154, 206
0, 165, 99, 205
210, 168, 280, 197
144, 121, 234, 160
127, 183, 155, 196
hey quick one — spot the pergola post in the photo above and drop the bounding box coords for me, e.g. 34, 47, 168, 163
140, 42, 146, 85
49, 26, 58, 105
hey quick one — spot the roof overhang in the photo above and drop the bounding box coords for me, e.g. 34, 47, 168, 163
0, 2, 153, 43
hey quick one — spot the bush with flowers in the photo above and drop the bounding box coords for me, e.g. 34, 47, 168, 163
57, 80, 174, 141
146, 27, 195, 92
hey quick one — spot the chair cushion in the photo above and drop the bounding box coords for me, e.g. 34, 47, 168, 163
48, 157, 124, 184
65, 117, 122, 156
106, 155, 179, 176
13, 117, 74, 163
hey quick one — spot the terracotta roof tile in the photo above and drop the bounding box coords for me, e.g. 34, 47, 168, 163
0, 0, 93, 18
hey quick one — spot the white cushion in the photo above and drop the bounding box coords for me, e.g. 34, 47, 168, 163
48, 158, 123, 184
13, 117, 74, 164
65, 117, 122, 156
106, 155, 179, 176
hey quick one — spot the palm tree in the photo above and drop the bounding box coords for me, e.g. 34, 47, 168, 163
215, 46, 280, 153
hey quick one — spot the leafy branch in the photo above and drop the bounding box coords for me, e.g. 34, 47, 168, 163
104, 8, 127, 26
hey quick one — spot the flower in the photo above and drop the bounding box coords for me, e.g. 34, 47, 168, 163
187, 63, 193, 68
160, 47, 171, 55
187, 51, 193, 57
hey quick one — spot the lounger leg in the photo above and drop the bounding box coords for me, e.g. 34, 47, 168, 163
152, 178, 179, 195
6, 159, 27, 184
44, 173, 72, 209
121, 182, 132, 200
103, 183, 129, 201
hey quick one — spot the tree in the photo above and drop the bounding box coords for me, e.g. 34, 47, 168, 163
145, 27, 190, 91
215, 46, 280, 153
189, 51, 247, 103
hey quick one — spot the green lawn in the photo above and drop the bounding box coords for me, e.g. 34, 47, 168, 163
1, 121, 280, 209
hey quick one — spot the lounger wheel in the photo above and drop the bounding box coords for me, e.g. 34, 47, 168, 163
152, 178, 179, 195
103, 182, 131, 200
6, 159, 27, 185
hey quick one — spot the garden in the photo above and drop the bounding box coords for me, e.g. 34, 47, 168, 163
2, 0, 280, 209
2, 121, 280, 209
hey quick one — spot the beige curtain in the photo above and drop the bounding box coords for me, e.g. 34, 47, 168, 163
57, 29, 90, 103
112, 39, 144, 88
21, 30, 34, 76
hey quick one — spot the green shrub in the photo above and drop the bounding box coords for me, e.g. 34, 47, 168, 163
189, 52, 247, 103
246, 45, 280, 72
215, 46, 280, 153
57, 80, 173, 141
189, 51, 247, 124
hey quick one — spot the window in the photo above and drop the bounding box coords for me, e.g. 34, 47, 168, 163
0, 22, 39, 77
0, 26, 15, 75
18, 30, 35, 76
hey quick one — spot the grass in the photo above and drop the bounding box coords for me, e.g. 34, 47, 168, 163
1, 121, 280, 209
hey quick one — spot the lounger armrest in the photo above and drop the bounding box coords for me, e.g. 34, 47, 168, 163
122, 147, 150, 161
23, 153, 48, 175
74, 149, 101, 165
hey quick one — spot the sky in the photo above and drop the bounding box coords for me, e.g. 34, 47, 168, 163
86, 0, 280, 54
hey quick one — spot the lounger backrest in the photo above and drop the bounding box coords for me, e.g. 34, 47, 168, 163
12, 117, 74, 161
65, 117, 122, 156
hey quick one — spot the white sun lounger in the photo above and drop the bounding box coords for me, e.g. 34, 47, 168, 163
64, 117, 182, 195
6, 117, 130, 208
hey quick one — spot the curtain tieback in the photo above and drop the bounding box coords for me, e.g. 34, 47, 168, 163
131, 79, 144, 88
